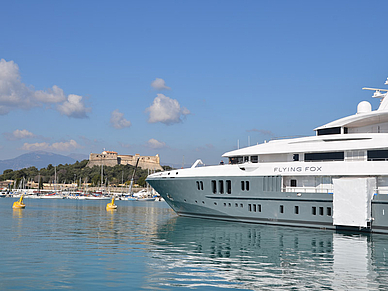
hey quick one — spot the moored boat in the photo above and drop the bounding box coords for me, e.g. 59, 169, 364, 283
147, 77, 388, 234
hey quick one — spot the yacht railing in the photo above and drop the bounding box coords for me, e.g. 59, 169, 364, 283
282, 186, 333, 194
270, 135, 308, 141
374, 189, 388, 195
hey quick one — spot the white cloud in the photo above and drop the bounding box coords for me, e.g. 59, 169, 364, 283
57, 94, 90, 118
0, 59, 90, 118
147, 138, 166, 149
4, 129, 36, 140
151, 78, 171, 90
21, 142, 50, 151
146, 94, 190, 125
34, 85, 66, 103
0, 59, 35, 112
21, 139, 81, 152
110, 109, 131, 129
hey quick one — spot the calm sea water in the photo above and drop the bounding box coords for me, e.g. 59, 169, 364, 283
1, 198, 388, 290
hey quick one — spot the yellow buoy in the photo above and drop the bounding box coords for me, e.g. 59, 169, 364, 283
106, 197, 117, 210
13, 195, 26, 209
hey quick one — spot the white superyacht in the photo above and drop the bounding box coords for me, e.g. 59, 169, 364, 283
147, 77, 388, 234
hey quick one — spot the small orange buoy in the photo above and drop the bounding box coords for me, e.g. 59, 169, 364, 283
106, 197, 117, 210
13, 195, 25, 209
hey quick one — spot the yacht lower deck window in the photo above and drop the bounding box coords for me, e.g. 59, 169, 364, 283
368, 150, 388, 161
211, 180, 217, 194
226, 180, 232, 194
219, 180, 224, 194
295, 206, 299, 214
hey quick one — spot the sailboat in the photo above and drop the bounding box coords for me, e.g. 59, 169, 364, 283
121, 158, 140, 200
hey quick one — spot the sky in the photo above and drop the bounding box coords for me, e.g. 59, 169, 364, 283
1, 0, 388, 167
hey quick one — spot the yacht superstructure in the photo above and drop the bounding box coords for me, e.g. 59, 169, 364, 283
147, 78, 388, 233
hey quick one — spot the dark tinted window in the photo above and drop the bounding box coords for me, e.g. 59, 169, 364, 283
368, 150, 388, 161
226, 180, 231, 194
211, 180, 216, 194
219, 180, 224, 194
317, 127, 341, 136
305, 152, 344, 161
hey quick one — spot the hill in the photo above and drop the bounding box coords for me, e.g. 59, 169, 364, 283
0, 151, 86, 174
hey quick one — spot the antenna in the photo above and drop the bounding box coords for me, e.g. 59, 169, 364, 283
362, 87, 388, 93
362, 87, 388, 101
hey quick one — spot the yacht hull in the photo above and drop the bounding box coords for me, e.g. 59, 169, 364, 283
148, 175, 388, 234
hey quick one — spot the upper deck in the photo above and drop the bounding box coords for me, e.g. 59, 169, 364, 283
224, 78, 388, 163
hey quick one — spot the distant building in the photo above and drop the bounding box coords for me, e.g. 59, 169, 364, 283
86, 151, 163, 171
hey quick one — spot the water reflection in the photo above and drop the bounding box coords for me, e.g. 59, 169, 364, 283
2, 199, 388, 290
149, 217, 388, 290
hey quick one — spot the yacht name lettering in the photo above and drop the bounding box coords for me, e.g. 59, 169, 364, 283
273, 166, 322, 173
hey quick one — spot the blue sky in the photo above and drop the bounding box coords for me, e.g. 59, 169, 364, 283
1, 0, 388, 166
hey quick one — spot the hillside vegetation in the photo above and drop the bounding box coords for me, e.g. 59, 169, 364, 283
0, 160, 172, 188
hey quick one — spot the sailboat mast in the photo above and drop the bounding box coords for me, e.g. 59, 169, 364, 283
128, 157, 140, 195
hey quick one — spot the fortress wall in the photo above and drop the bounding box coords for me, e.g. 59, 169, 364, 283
86, 152, 163, 171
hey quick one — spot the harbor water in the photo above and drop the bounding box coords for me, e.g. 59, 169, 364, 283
1, 199, 388, 290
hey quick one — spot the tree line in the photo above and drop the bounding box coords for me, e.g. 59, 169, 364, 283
0, 160, 172, 189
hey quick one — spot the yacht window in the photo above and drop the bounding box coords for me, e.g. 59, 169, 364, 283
258, 204, 262, 212
241, 181, 245, 191
219, 180, 224, 194
295, 205, 299, 214
253, 204, 257, 212
248, 204, 252, 211
293, 154, 299, 161
327, 207, 332, 216
211, 180, 217, 194
367, 150, 388, 161
251, 156, 258, 163
312, 207, 317, 215
226, 180, 232, 194
196, 181, 200, 190
200, 181, 204, 190
245, 181, 250, 191
229, 157, 244, 164
291, 179, 297, 187
280, 205, 284, 213
305, 152, 344, 162
319, 207, 324, 215
317, 127, 341, 136
244, 156, 249, 163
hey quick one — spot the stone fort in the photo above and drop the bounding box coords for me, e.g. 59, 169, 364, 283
87, 151, 163, 171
